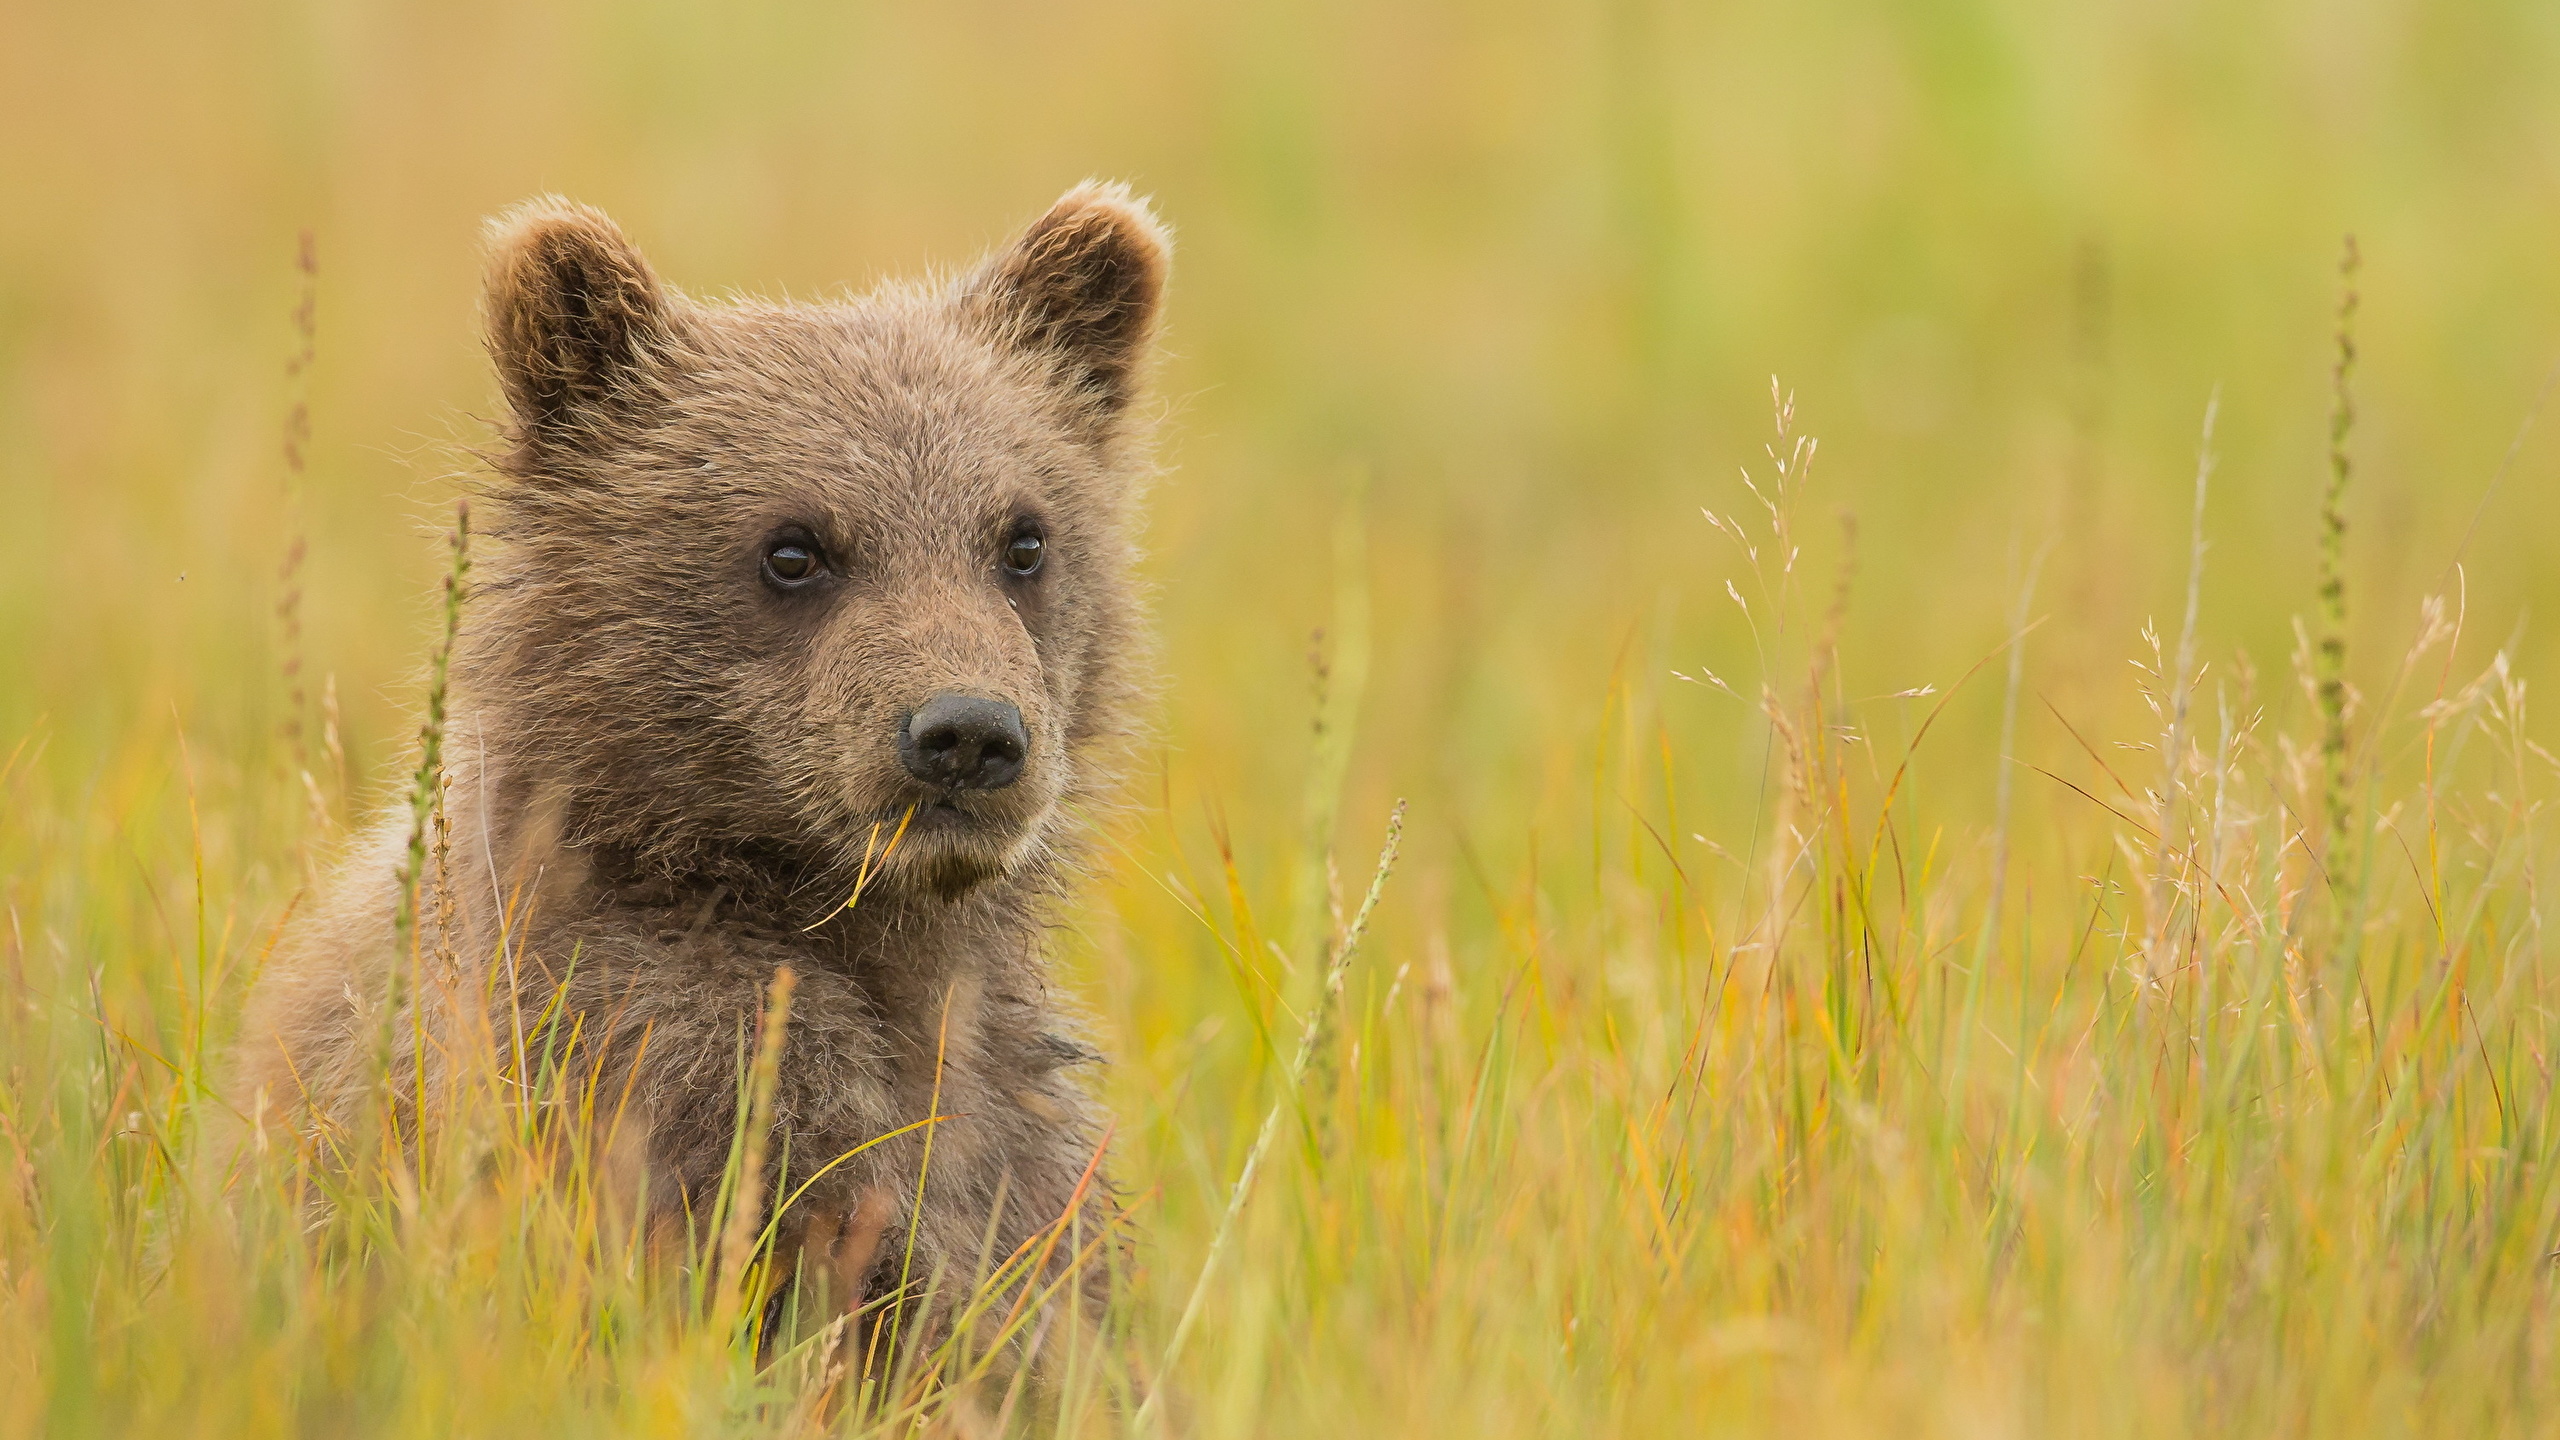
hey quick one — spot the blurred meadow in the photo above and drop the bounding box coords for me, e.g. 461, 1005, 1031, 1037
9, 0, 2560, 1434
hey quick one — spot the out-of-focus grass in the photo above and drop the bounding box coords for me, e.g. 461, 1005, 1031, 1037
8, 1, 2560, 1434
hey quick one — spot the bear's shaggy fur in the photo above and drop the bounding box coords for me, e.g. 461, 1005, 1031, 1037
235, 183, 1170, 1339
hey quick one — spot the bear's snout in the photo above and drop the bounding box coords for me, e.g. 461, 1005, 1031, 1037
898, 694, 1029, 791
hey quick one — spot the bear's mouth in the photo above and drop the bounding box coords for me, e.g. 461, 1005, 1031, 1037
831, 784, 1048, 894
913, 798, 972, 830
858, 793, 1024, 848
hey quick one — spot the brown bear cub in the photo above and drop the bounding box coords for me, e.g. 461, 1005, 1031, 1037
236, 184, 1169, 1347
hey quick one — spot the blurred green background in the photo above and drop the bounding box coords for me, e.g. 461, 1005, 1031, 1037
8, 0, 2559, 849
10, 4, 2560, 1433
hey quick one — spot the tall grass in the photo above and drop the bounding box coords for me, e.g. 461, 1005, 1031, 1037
8, 2, 2560, 1435
5, 364, 2554, 1434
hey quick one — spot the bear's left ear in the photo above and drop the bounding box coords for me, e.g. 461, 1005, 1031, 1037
960, 182, 1171, 433
482, 197, 675, 457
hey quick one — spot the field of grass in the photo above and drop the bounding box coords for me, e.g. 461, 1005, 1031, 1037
9, 1, 2560, 1434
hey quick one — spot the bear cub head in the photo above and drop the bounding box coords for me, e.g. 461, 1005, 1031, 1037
466, 185, 1169, 906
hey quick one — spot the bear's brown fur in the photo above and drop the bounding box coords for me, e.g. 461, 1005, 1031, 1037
235, 183, 1170, 1344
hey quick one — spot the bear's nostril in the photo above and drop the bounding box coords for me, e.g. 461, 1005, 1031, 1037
900, 694, 1030, 791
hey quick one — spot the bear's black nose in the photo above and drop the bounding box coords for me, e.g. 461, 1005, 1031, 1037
900, 694, 1029, 791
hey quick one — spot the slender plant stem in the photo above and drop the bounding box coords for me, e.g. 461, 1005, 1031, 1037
1134, 800, 1406, 1434
2321, 234, 2361, 859
714, 964, 798, 1335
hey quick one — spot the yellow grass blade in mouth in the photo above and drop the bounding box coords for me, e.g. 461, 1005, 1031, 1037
801, 804, 919, 931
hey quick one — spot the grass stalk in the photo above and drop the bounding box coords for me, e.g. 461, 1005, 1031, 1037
1134, 799, 1405, 1435
713, 963, 798, 1335
276, 229, 325, 845
393, 500, 471, 956
2321, 234, 2361, 863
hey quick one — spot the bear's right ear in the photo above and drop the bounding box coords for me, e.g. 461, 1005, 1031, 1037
482, 198, 672, 452
959, 182, 1171, 437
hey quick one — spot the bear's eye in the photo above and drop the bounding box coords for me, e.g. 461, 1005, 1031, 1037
762, 541, 822, 587
1003, 527, 1046, 578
